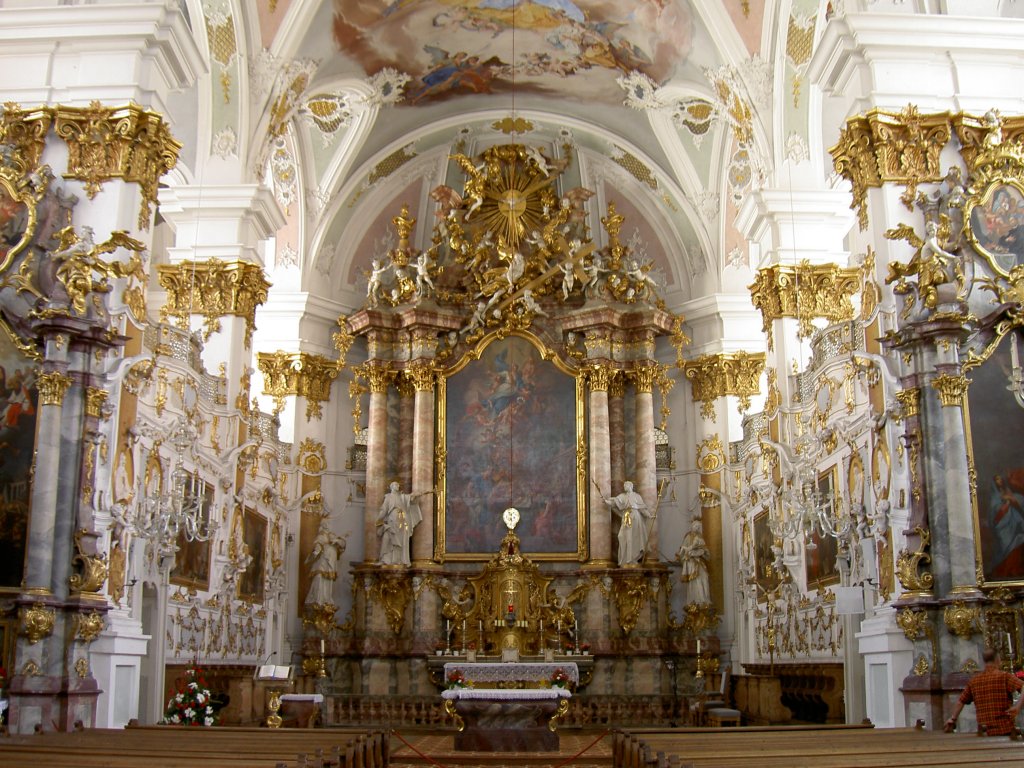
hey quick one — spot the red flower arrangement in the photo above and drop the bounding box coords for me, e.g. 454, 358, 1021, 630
550, 668, 571, 688
446, 669, 470, 689
162, 665, 218, 726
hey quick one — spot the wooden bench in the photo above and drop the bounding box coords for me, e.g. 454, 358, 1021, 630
0, 725, 389, 768
613, 725, 1023, 768
742, 662, 845, 724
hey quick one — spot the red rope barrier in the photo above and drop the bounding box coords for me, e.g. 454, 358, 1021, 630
392, 730, 451, 768
550, 729, 610, 768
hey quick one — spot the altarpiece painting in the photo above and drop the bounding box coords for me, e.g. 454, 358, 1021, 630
438, 333, 584, 560
805, 468, 840, 590
969, 331, 1024, 585
0, 332, 36, 590
169, 474, 214, 590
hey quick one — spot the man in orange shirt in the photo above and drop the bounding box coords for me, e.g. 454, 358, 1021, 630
945, 647, 1023, 735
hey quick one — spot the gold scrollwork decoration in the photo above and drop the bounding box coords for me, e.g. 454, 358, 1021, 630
70, 528, 108, 595
298, 438, 326, 475
684, 351, 765, 421
896, 526, 934, 595
943, 601, 980, 638
53, 101, 182, 228
896, 607, 930, 642
696, 434, 725, 474
369, 570, 412, 635
20, 602, 56, 644
611, 571, 649, 636
257, 350, 341, 420
85, 387, 109, 419
749, 261, 860, 350
75, 657, 90, 678
74, 611, 105, 643
158, 259, 270, 348
830, 105, 951, 229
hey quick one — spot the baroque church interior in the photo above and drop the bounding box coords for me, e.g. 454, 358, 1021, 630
4, 0, 1024, 757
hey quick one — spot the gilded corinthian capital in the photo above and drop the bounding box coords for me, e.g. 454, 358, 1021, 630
587, 363, 613, 392
158, 259, 270, 348
37, 371, 73, 406
257, 351, 341, 420
684, 351, 765, 422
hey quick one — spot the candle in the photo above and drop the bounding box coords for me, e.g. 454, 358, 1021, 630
697, 638, 701, 655
540, 619, 544, 635
320, 638, 325, 655
446, 619, 450, 636
574, 619, 578, 637
1013, 335, 1020, 372
1008, 632, 1014, 660
462, 619, 466, 638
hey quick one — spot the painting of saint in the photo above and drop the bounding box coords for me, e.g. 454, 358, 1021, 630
970, 331, 1024, 583
443, 333, 580, 557
169, 476, 214, 590
0, 335, 37, 590
332, 0, 694, 105
968, 182, 1024, 273
753, 509, 781, 598
805, 471, 840, 589
238, 508, 267, 602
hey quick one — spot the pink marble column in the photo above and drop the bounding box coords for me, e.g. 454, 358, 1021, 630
397, 378, 415, 491
633, 365, 659, 562
609, 374, 625, 496
364, 367, 392, 562
409, 363, 437, 563
588, 364, 613, 565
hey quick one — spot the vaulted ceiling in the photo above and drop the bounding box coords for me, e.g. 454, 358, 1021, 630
174, 1, 819, 315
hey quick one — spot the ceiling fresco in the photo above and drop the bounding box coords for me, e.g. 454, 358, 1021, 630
331, 0, 694, 105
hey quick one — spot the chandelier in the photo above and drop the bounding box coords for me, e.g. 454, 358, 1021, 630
117, 417, 216, 562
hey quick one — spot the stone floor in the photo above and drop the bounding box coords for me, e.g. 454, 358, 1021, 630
388, 729, 613, 768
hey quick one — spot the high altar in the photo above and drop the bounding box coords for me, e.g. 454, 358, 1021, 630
303, 142, 713, 725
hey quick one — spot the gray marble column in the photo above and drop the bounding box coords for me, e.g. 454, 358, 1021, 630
25, 369, 72, 592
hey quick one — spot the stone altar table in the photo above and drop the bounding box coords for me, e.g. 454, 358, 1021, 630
441, 661, 577, 751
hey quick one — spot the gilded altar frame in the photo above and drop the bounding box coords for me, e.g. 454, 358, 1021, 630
964, 171, 1024, 278
436, 329, 589, 561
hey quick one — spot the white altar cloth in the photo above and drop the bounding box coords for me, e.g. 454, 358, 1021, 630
443, 661, 579, 687
442, 687, 571, 701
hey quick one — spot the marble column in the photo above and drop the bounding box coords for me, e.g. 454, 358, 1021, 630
633, 365, 659, 561
397, 378, 415, 491
24, 368, 72, 591
587, 364, 613, 565
364, 366, 392, 562
609, 375, 625, 495
931, 367, 977, 595
409, 363, 437, 564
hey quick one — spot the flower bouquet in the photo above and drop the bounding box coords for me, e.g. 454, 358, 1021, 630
446, 669, 470, 689
162, 665, 218, 726
550, 668, 571, 688
580, 642, 591, 655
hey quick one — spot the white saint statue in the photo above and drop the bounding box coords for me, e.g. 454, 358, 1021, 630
676, 515, 711, 606
377, 482, 433, 566
603, 480, 652, 566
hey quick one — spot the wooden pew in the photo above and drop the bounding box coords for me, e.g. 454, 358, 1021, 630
613, 725, 1022, 768
0, 725, 389, 768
